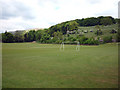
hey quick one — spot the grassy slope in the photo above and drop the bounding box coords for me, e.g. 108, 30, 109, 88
69, 24, 118, 39
2, 43, 118, 88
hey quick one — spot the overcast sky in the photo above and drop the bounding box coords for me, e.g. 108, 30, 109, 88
0, 0, 119, 33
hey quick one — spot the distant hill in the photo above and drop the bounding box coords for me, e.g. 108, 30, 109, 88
1, 16, 119, 44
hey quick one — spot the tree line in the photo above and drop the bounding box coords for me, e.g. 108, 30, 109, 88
48, 16, 116, 36
75, 16, 116, 26
1, 16, 119, 44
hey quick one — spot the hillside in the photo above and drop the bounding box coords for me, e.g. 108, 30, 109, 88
67, 24, 118, 39
1, 16, 119, 44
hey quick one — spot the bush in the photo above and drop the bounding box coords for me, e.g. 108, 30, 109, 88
83, 38, 99, 45
68, 36, 73, 41
93, 40, 99, 45
55, 40, 62, 44
103, 36, 112, 43
49, 37, 57, 43
72, 38, 76, 42
78, 36, 88, 44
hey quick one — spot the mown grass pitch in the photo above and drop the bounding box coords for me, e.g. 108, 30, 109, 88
2, 43, 118, 88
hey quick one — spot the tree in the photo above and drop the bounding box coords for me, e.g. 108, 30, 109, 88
28, 30, 36, 41
35, 30, 42, 41
53, 31, 63, 40
75, 18, 84, 26
2, 31, 14, 43
24, 30, 36, 42
117, 19, 120, 42
0, 34, 2, 42
82, 17, 99, 26
100, 17, 113, 26
67, 21, 79, 31
40, 33, 50, 43
61, 24, 67, 34
24, 32, 29, 42
49, 21, 78, 36
14, 31, 24, 42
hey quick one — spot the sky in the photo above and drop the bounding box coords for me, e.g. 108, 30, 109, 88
0, 0, 119, 33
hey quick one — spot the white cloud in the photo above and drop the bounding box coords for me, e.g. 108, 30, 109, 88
0, 0, 119, 32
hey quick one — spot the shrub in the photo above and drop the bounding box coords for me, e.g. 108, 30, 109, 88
68, 36, 73, 41
50, 37, 57, 43
72, 38, 76, 42
93, 40, 99, 45
79, 36, 88, 44
83, 38, 99, 45
103, 36, 112, 43
55, 40, 62, 44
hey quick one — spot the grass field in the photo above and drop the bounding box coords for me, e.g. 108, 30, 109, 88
2, 43, 118, 88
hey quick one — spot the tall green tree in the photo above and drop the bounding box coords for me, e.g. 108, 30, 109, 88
117, 19, 120, 42
2, 31, 14, 43
53, 31, 63, 40
82, 17, 99, 26
100, 17, 113, 26
35, 30, 42, 41
14, 31, 24, 42
24, 30, 36, 42
24, 32, 29, 42
40, 33, 50, 43
68, 21, 79, 31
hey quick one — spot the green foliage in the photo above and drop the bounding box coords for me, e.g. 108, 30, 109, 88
50, 37, 57, 43
100, 17, 113, 26
55, 40, 62, 44
65, 21, 79, 31
75, 16, 116, 26
78, 36, 88, 44
84, 38, 99, 45
103, 36, 112, 43
72, 38, 76, 42
14, 31, 24, 42
95, 25, 103, 36
68, 36, 74, 41
2, 31, 14, 43
117, 19, 120, 42
82, 17, 99, 26
2, 16, 118, 44
40, 33, 50, 43
35, 30, 42, 41
53, 31, 63, 40
24, 30, 36, 42
49, 21, 79, 36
